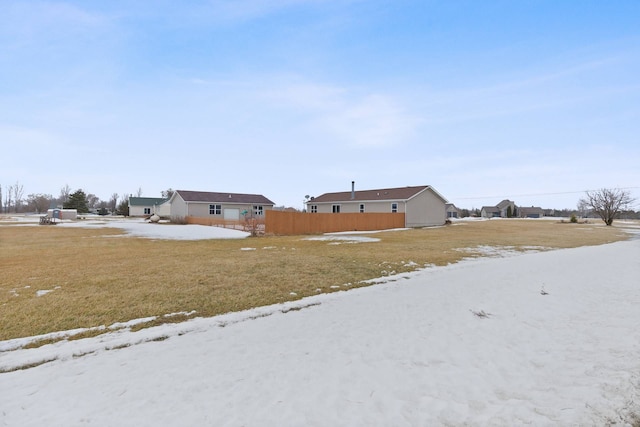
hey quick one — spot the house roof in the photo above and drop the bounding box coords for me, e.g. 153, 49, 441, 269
174, 190, 274, 205
481, 206, 500, 213
496, 199, 514, 209
310, 185, 447, 204
519, 206, 544, 214
128, 197, 168, 207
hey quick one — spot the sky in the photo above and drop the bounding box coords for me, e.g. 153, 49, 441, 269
1, 0, 639, 210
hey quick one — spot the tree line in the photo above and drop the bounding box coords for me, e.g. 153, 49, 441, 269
0, 182, 170, 216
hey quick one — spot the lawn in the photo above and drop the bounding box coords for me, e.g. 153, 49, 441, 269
0, 218, 629, 341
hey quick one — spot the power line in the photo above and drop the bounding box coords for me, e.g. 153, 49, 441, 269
452, 187, 640, 201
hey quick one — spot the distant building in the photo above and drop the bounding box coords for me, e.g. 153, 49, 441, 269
446, 203, 461, 218
519, 206, 545, 218
481, 200, 516, 218
128, 197, 168, 217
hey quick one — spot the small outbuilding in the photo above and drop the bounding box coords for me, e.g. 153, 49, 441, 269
46, 209, 78, 220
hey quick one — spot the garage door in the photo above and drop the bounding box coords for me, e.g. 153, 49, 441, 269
224, 208, 240, 220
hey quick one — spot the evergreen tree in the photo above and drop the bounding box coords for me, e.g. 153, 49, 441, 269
64, 189, 90, 213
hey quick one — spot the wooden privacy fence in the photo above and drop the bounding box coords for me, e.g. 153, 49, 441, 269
265, 211, 406, 235
186, 216, 265, 234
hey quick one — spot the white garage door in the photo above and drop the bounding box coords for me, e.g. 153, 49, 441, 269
224, 208, 240, 220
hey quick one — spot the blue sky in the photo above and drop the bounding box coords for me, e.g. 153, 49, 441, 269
2, 0, 639, 210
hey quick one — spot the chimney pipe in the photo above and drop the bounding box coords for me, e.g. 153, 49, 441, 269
351, 181, 355, 200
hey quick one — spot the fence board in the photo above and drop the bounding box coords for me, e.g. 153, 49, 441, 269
186, 216, 265, 233
265, 211, 405, 235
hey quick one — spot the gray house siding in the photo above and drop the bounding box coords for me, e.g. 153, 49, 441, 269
405, 189, 446, 227
312, 200, 406, 214
169, 193, 189, 218
308, 185, 447, 227
169, 190, 274, 221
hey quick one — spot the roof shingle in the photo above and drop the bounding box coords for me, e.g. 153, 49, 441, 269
310, 185, 445, 203
176, 190, 274, 205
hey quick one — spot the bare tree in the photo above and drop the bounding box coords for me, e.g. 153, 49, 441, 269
4, 184, 12, 213
59, 184, 71, 205
579, 188, 636, 226
109, 193, 119, 213
86, 193, 100, 210
576, 198, 590, 218
161, 188, 174, 199
136, 187, 143, 197
0, 185, 2, 214
12, 181, 24, 213
26, 194, 52, 213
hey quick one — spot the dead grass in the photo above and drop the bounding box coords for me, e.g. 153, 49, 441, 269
0, 219, 631, 341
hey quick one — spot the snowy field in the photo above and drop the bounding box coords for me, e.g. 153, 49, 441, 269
1, 219, 640, 426
2, 215, 251, 239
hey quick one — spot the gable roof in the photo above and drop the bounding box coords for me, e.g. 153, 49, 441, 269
174, 190, 274, 205
519, 206, 544, 214
481, 206, 500, 213
310, 185, 447, 204
496, 199, 514, 209
128, 197, 168, 207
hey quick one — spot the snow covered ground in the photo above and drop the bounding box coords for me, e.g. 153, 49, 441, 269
59, 218, 251, 240
1, 220, 640, 426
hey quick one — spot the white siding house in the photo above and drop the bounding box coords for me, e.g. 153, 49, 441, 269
128, 197, 169, 217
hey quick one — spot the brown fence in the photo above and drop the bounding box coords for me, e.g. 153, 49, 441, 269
265, 211, 405, 235
186, 216, 265, 233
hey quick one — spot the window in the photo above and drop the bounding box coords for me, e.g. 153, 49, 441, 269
391, 203, 398, 213
332, 204, 341, 213
209, 204, 221, 215
309, 205, 317, 213
144, 208, 151, 215
359, 204, 365, 213
253, 205, 264, 216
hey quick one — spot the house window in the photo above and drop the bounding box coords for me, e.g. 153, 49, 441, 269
144, 208, 151, 215
391, 203, 398, 213
253, 205, 264, 216
359, 204, 365, 213
209, 204, 221, 215
332, 205, 341, 213
309, 205, 317, 213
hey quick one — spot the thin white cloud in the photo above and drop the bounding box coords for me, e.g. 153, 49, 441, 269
1, 1, 109, 40
318, 94, 420, 147
416, 51, 640, 126
261, 80, 420, 147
